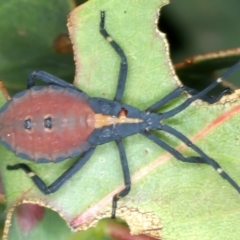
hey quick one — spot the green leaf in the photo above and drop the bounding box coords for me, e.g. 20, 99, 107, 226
1, 0, 240, 240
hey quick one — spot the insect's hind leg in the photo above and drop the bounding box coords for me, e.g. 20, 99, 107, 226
100, 11, 128, 102
7, 148, 96, 194
142, 129, 240, 193
142, 131, 207, 164
27, 71, 83, 92
161, 124, 240, 194
111, 140, 131, 219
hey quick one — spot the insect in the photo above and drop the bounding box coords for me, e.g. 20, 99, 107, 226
3, 11, 240, 219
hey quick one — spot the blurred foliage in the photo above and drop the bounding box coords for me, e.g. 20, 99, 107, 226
0, 0, 76, 96
159, 0, 240, 87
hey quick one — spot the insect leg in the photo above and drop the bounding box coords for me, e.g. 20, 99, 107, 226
112, 140, 131, 218
7, 147, 96, 194
27, 71, 82, 92
100, 11, 128, 102
161, 124, 240, 193
141, 131, 207, 164
185, 87, 232, 104
162, 60, 240, 119
146, 86, 188, 112
147, 86, 231, 112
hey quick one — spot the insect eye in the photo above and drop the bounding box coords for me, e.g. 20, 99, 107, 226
24, 119, 31, 130
44, 117, 52, 129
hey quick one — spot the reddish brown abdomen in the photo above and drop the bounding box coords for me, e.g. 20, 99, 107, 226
0, 86, 95, 162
